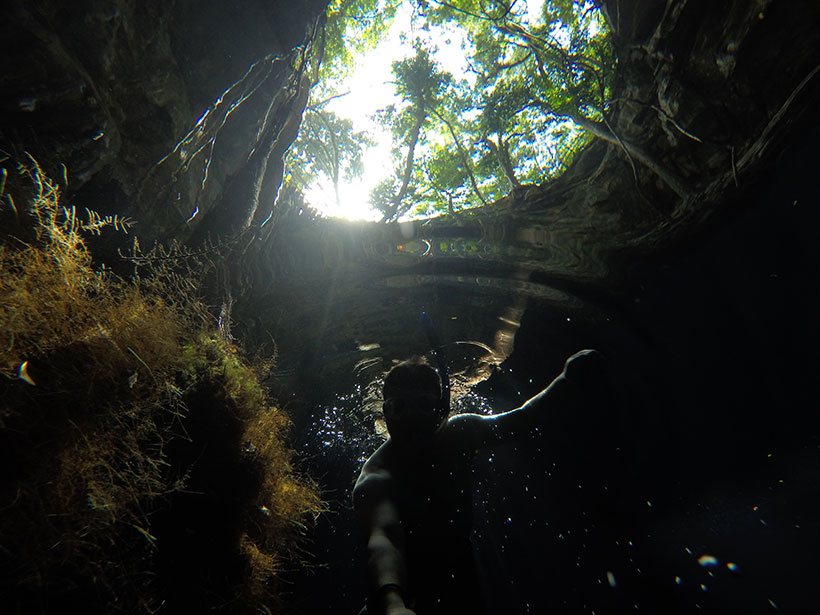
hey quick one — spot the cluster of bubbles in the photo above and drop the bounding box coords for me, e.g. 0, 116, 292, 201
451, 390, 496, 416
298, 382, 500, 485
302, 383, 383, 467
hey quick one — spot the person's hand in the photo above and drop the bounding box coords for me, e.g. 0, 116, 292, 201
562, 348, 607, 384
382, 587, 415, 615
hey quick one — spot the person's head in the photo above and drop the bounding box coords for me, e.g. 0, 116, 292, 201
382, 359, 446, 444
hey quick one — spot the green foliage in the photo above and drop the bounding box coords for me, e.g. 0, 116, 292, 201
375, 45, 452, 220
419, 145, 470, 213
412, 0, 613, 212
287, 1, 403, 203
287, 108, 372, 206
320, 0, 403, 82
369, 177, 400, 214
301, 0, 614, 218
178, 333, 323, 604
393, 45, 449, 109
0, 164, 321, 613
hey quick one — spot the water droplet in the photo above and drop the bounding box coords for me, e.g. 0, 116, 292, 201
726, 562, 739, 572
607, 571, 617, 588
698, 554, 719, 568
675, 576, 682, 585
700, 584, 708, 592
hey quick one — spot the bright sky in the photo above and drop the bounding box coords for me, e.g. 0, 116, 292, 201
304, 0, 545, 221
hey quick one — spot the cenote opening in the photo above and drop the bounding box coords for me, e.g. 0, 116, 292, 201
1, 1, 819, 614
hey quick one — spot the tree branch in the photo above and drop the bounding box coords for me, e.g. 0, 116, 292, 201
308, 90, 352, 110
432, 109, 489, 206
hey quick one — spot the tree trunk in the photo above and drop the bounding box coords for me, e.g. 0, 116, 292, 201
385, 104, 426, 221
485, 134, 521, 190
434, 110, 488, 206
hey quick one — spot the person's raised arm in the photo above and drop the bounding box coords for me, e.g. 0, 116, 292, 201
353, 463, 415, 615
471, 349, 608, 447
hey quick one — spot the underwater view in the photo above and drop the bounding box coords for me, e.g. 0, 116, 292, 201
2, 0, 819, 613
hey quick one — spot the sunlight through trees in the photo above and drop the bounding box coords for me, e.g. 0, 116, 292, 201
286, 0, 614, 221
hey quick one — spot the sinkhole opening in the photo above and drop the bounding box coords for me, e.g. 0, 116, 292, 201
285, 0, 615, 222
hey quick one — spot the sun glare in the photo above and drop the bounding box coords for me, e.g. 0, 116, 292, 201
303, 0, 548, 222
303, 7, 410, 221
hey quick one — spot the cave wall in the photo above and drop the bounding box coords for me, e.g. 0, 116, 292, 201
1, 0, 328, 242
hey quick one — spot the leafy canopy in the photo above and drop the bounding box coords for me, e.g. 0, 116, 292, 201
287, 0, 615, 221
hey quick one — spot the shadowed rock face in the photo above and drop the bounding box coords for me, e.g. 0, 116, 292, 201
0, 0, 327, 240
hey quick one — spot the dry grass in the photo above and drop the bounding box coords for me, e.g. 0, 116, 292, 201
0, 162, 321, 613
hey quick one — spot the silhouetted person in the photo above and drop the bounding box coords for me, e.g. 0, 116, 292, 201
353, 349, 607, 615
